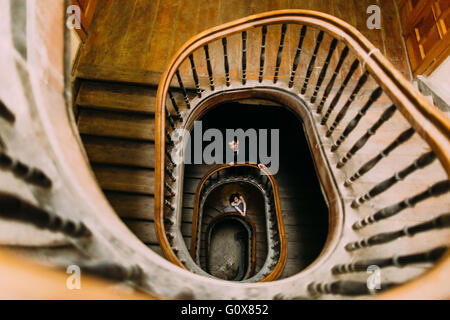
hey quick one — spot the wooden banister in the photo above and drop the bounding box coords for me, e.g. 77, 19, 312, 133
155, 9, 450, 294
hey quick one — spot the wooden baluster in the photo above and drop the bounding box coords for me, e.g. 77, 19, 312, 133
175, 70, 191, 109
259, 25, 268, 83
310, 38, 338, 103
203, 44, 214, 91
168, 91, 181, 119
0, 151, 52, 188
165, 131, 174, 148
165, 181, 175, 197
165, 149, 176, 167
0, 99, 15, 123
166, 106, 176, 130
331, 86, 383, 152
344, 128, 415, 186
0, 194, 91, 238
165, 198, 175, 211
347, 213, 450, 250
321, 59, 360, 125
273, 24, 287, 84
337, 105, 396, 168
301, 30, 324, 94
326, 71, 369, 136
352, 151, 436, 208
188, 54, 201, 98
308, 280, 397, 296
288, 25, 307, 88
316, 46, 349, 113
242, 31, 247, 85
222, 38, 230, 87
332, 246, 447, 274
165, 167, 176, 182
352, 181, 450, 230
81, 264, 142, 282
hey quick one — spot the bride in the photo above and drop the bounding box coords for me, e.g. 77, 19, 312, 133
229, 193, 246, 216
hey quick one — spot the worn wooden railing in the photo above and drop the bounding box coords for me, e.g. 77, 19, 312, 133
155, 10, 450, 298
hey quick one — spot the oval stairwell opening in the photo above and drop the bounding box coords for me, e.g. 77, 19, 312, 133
181, 99, 330, 279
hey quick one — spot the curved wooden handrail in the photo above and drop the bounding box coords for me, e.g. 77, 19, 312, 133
155, 9, 450, 292
190, 162, 287, 282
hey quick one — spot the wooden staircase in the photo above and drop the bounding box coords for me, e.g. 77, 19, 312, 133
75, 80, 163, 257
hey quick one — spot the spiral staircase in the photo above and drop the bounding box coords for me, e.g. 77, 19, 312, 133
0, 4, 449, 299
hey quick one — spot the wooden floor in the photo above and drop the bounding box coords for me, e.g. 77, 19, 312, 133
77, 0, 411, 83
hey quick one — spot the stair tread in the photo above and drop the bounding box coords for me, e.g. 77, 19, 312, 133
147, 244, 165, 257
104, 191, 154, 220
82, 135, 155, 168
123, 220, 158, 244
92, 164, 154, 195
76, 81, 157, 114
77, 109, 155, 141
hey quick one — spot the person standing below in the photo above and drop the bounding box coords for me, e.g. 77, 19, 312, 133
228, 137, 239, 165
229, 193, 246, 216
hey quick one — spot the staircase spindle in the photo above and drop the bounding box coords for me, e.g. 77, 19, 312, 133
326, 71, 369, 136
310, 38, 338, 103
273, 24, 287, 84
165, 199, 175, 211
222, 38, 230, 86
168, 91, 181, 119
175, 70, 191, 109
321, 59, 360, 125
337, 105, 396, 168
288, 25, 307, 88
165, 131, 175, 148
347, 213, 450, 250
166, 106, 176, 130
332, 246, 447, 274
0, 151, 52, 188
81, 264, 142, 282
0, 99, 15, 123
352, 151, 436, 208
165, 149, 176, 167
344, 128, 415, 186
308, 280, 397, 296
165, 181, 175, 197
316, 46, 349, 113
242, 31, 247, 85
258, 26, 268, 83
0, 194, 91, 238
165, 167, 176, 182
203, 44, 215, 91
301, 31, 324, 94
331, 86, 383, 152
353, 181, 450, 230
188, 54, 201, 98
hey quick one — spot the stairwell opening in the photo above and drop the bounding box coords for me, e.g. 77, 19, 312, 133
201, 183, 262, 280
182, 100, 329, 279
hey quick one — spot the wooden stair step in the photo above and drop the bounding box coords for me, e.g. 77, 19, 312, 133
104, 191, 154, 220
147, 244, 164, 257
123, 220, 158, 244
82, 135, 155, 168
91, 164, 154, 195
77, 108, 155, 141
76, 81, 157, 114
